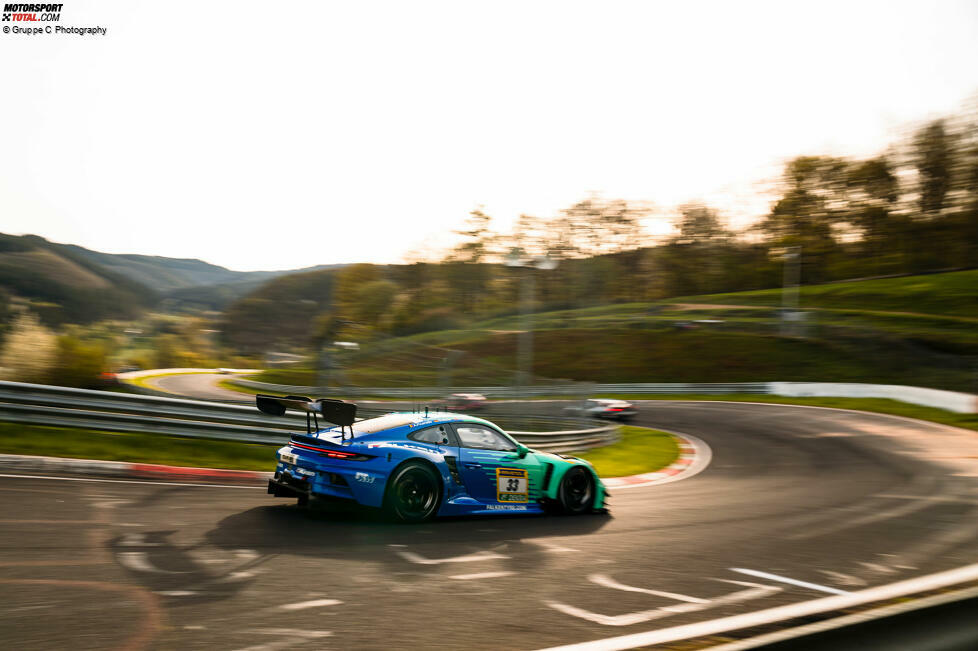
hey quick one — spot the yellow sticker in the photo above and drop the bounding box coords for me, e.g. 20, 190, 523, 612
496, 468, 528, 503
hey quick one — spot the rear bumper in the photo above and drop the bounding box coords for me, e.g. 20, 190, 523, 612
268, 475, 307, 498
268, 468, 363, 503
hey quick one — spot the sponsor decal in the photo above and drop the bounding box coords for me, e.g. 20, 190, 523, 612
354, 472, 375, 484
496, 467, 529, 503
486, 504, 528, 511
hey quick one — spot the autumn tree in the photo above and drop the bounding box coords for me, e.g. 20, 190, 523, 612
0, 312, 58, 383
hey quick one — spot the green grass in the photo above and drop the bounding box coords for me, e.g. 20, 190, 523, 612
665, 269, 978, 318
572, 425, 680, 478
0, 422, 278, 471
0, 420, 678, 479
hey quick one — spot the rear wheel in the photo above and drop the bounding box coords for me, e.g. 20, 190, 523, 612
558, 466, 595, 514
384, 462, 442, 523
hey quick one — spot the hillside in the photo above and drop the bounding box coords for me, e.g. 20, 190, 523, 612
666, 270, 978, 318
0, 234, 156, 324
254, 269, 978, 392
0, 233, 345, 323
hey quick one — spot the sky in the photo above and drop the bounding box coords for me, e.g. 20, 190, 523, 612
2, 0, 977, 271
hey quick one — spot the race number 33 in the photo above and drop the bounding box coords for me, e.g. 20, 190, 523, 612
496, 468, 528, 503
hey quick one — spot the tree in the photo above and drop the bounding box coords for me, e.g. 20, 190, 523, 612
846, 156, 900, 272
0, 312, 58, 383
50, 335, 107, 389
913, 120, 951, 216
759, 156, 849, 283
451, 208, 496, 264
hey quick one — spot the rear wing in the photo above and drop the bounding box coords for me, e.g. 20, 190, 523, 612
255, 394, 357, 437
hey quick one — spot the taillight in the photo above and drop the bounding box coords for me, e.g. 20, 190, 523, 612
291, 442, 373, 461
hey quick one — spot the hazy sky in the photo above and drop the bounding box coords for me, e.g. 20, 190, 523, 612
2, 0, 977, 271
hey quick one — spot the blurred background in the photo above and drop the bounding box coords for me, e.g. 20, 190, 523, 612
1, 0, 977, 397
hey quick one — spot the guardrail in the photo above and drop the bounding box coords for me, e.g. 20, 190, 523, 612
231, 378, 770, 398
0, 381, 618, 453
229, 378, 976, 413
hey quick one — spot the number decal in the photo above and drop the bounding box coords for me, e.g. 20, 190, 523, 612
496, 468, 529, 503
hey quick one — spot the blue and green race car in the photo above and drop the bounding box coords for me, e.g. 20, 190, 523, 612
258, 394, 607, 522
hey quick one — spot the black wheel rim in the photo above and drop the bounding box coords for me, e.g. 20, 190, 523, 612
565, 469, 593, 511
394, 468, 437, 518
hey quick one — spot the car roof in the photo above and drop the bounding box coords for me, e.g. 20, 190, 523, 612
345, 411, 500, 435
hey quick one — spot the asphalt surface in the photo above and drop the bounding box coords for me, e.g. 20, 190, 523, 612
146, 373, 248, 402
2, 402, 978, 650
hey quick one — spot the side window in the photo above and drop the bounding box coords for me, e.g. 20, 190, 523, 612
409, 425, 453, 445
455, 424, 516, 452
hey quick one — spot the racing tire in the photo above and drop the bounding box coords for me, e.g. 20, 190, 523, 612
558, 466, 595, 515
384, 462, 442, 523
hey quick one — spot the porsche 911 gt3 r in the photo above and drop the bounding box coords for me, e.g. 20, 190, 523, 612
258, 394, 607, 522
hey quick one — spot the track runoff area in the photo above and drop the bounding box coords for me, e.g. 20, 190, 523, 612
2, 401, 978, 649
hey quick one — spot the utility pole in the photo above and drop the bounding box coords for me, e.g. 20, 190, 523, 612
506, 249, 557, 396
781, 246, 801, 336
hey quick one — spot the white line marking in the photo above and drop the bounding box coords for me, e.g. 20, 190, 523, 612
120, 533, 160, 547
534, 562, 978, 651
858, 562, 897, 575
730, 568, 849, 595
233, 629, 332, 651
817, 570, 867, 588
450, 571, 515, 580
390, 546, 508, 565
530, 540, 580, 554
589, 574, 709, 603
117, 551, 186, 574
278, 598, 343, 611
708, 584, 978, 650
155, 590, 197, 597
0, 473, 262, 489
547, 581, 778, 627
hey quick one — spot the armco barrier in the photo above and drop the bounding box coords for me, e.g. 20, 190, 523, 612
230, 378, 770, 398
229, 378, 977, 413
0, 381, 618, 453
769, 382, 977, 414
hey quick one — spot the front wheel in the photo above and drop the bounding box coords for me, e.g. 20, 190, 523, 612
558, 466, 595, 514
384, 462, 442, 523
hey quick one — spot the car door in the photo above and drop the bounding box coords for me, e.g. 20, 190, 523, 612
453, 423, 543, 504
407, 423, 463, 495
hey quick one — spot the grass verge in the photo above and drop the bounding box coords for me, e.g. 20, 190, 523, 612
596, 394, 978, 433
572, 425, 680, 478
0, 422, 278, 471
0, 420, 677, 478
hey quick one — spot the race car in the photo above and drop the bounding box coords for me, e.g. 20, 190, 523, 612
564, 398, 637, 421
431, 393, 488, 412
258, 394, 606, 522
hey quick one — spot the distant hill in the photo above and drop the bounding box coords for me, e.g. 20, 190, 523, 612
0, 234, 156, 324
221, 268, 339, 352
0, 232, 346, 323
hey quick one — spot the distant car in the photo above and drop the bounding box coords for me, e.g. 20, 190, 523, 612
565, 398, 637, 421
432, 393, 488, 412
258, 394, 607, 522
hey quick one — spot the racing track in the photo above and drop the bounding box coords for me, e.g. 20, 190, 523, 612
2, 402, 978, 650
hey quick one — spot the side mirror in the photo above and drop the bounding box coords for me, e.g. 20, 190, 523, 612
516, 444, 529, 459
